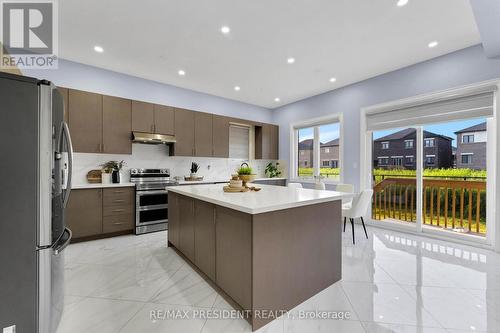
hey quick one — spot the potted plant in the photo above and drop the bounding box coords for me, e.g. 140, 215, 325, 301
100, 160, 126, 184
265, 162, 282, 178
237, 162, 256, 186
190, 162, 200, 178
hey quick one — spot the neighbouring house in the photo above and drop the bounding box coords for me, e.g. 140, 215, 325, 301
455, 122, 487, 170
373, 128, 453, 169
298, 139, 313, 167
298, 138, 341, 168
320, 139, 340, 168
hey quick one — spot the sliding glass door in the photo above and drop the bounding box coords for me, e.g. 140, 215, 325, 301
363, 82, 496, 243
371, 127, 417, 228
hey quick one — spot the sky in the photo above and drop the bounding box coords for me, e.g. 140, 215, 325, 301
298, 123, 340, 143
373, 118, 487, 147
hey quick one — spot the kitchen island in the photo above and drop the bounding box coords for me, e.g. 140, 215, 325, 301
167, 184, 352, 330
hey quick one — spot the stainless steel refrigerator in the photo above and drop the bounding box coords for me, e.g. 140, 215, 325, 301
0, 72, 73, 333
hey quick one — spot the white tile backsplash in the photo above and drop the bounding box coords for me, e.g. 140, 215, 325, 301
73, 143, 286, 185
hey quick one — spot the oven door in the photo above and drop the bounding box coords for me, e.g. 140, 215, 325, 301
136, 190, 169, 227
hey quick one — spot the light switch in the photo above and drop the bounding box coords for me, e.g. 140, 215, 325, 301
3, 325, 16, 333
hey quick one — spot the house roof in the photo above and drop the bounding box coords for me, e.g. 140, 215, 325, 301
298, 138, 340, 150
298, 139, 313, 150
454, 122, 486, 134
321, 138, 339, 147
374, 128, 452, 142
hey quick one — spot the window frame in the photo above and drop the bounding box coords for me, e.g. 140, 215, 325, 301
404, 139, 414, 149
381, 141, 390, 149
461, 153, 473, 164
290, 113, 343, 184
462, 134, 475, 144
424, 138, 435, 147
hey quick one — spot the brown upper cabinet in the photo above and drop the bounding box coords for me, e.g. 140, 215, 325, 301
153, 104, 175, 135
68, 89, 103, 153
194, 112, 213, 157
212, 115, 230, 158
131, 100, 154, 133
102, 96, 132, 154
255, 124, 279, 160
174, 108, 195, 156
131, 101, 174, 135
68, 89, 132, 154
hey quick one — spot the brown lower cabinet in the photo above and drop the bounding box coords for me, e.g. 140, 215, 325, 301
168, 192, 341, 331
66, 187, 135, 241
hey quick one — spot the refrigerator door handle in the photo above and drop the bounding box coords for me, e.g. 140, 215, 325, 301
60, 122, 73, 208
53, 227, 72, 255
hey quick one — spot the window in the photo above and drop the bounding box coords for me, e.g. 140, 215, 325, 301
381, 142, 389, 149
425, 155, 435, 165
461, 153, 473, 164
405, 156, 415, 164
229, 125, 250, 159
405, 140, 414, 149
293, 116, 342, 181
462, 134, 474, 143
378, 157, 389, 165
392, 156, 403, 166
424, 138, 435, 147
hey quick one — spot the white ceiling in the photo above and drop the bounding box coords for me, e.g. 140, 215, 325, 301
59, 0, 480, 109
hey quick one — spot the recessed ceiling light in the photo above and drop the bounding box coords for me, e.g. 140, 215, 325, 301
287, 57, 295, 64
234, 86, 240, 91
428, 41, 439, 48
274, 97, 280, 102
178, 70, 186, 76
220, 26, 230, 34
94, 45, 104, 53
329, 77, 337, 83
397, 0, 408, 7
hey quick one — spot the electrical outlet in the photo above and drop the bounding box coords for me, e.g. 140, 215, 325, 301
3, 325, 16, 333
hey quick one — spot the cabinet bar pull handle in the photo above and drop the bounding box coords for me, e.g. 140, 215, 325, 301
113, 222, 124, 225
113, 209, 125, 212
114, 199, 125, 203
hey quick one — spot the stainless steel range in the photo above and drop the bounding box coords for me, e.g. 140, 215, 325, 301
130, 168, 178, 235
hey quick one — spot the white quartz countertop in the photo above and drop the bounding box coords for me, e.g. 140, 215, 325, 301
168, 183, 353, 214
72, 183, 135, 189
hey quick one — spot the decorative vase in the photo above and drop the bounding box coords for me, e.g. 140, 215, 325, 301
238, 174, 256, 187
190, 172, 197, 178
112, 170, 121, 183
102, 172, 112, 184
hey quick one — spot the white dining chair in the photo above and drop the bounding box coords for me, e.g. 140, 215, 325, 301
336, 183, 355, 210
342, 189, 373, 244
287, 182, 303, 189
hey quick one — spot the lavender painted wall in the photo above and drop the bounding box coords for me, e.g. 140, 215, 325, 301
273, 45, 500, 190
22, 59, 273, 123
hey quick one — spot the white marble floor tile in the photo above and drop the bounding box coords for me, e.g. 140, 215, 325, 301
56, 297, 144, 333
362, 322, 448, 333
150, 266, 218, 307
90, 265, 180, 302
342, 281, 441, 327
58, 227, 500, 333
402, 285, 500, 331
118, 303, 206, 333
284, 317, 366, 333
64, 263, 129, 297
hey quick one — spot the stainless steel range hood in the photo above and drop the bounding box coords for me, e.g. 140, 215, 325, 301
132, 132, 176, 144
